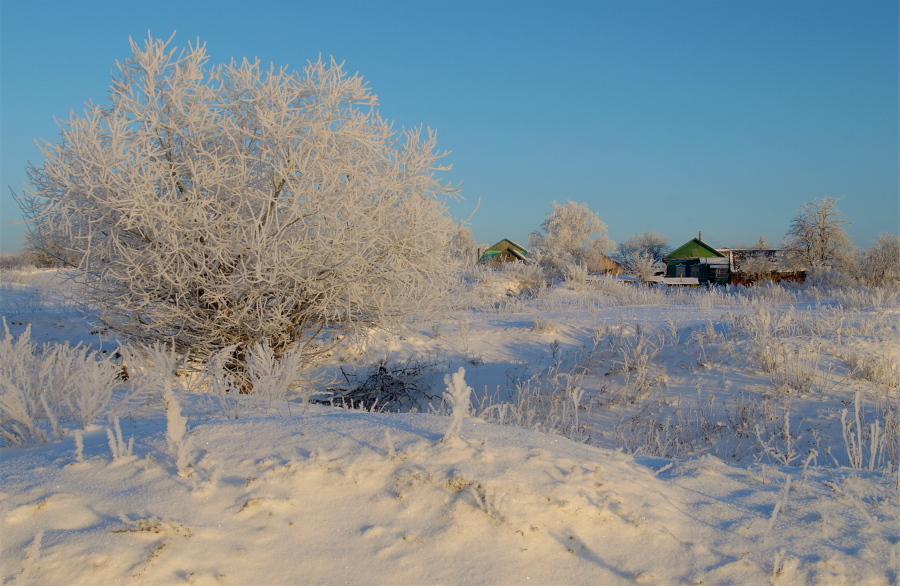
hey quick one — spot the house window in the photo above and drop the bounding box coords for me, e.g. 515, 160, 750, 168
676, 264, 685, 278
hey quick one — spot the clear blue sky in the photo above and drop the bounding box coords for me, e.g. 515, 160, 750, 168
2, 0, 897, 253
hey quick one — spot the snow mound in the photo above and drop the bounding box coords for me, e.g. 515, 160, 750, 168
2, 407, 896, 585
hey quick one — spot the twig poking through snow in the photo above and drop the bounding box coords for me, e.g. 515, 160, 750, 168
442, 367, 472, 443
385, 429, 395, 459
165, 388, 191, 476
74, 430, 84, 464
764, 475, 791, 544
106, 417, 133, 461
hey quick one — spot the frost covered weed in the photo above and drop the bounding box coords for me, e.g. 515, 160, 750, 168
843, 350, 899, 389
684, 286, 736, 311
441, 367, 472, 442
531, 317, 559, 334
201, 345, 245, 419
244, 339, 308, 411
841, 391, 900, 471
164, 388, 191, 475
737, 282, 800, 305
729, 306, 798, 341
116, 342, 181, 411
752, 340, 787, 374
463, 262, 546, 306
613, 392, 734, 459
608, 331, 660, 403
501, 261, 548, 296
106, 416, 134, 461
469, 359, 595, 444
612, 282, 668, 306
0, 320, 119, 446
833, 286, 899, 311
563, 262, 590, 293
768, 343, 822, 395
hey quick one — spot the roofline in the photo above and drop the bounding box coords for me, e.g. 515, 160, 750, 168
485, 238, 528, 253
664, 237, 726, 259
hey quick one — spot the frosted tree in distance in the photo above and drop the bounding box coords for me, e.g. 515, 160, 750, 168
783, 198, 853, 270
17, 35, 461, 385
616, 232, 669, 280
528, 201, 612, 277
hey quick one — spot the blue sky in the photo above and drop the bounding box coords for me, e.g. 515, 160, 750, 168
2, 0, 897, 253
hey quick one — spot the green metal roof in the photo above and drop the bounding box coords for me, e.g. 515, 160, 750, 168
479, 239, 528, 263
665, 238, 725, 260
484, 239, 527, 254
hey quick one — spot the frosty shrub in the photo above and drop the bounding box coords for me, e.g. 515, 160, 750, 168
18, 35, 461, 386
859, 233, 900, 287
500, 261, 546, 297
0, 321, 120, 446
563, 262, 590, 292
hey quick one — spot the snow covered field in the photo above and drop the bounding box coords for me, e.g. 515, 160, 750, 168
1, 268, 898, 584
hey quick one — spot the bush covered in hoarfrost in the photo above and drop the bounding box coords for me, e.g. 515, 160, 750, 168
17, 35, 461, 388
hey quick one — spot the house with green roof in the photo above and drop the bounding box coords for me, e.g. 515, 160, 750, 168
478, 239, 528, 264
664, 237, 730, 285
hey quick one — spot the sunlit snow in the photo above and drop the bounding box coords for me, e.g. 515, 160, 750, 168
1, 269, 897, 585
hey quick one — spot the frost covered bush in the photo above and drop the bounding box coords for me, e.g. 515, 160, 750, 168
858, 233, 900, 287
18, 35, 461, 387
528, 201, 612, 278
562, 262, 590, 292
463, 261, 546, 304
499, 261, 546, 297
0, 321, 119, 446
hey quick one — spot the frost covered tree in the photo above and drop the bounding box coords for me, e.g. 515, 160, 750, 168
859, 233, 900, 287
528, 201, 612, 276
17, 35, 461, 383
783, 198, 854, 270
615, 232, 669, 280
449, 225, 479, 265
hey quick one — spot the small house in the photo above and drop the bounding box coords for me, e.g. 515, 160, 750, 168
479, 239, 528, 264
664, 237, 730, 285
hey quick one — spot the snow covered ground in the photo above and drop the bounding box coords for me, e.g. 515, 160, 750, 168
1, 268, 898, 584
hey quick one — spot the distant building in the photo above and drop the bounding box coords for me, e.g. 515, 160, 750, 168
479, 239, 528, 264
663, 238, 730, 285
664, 236, 804, 286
